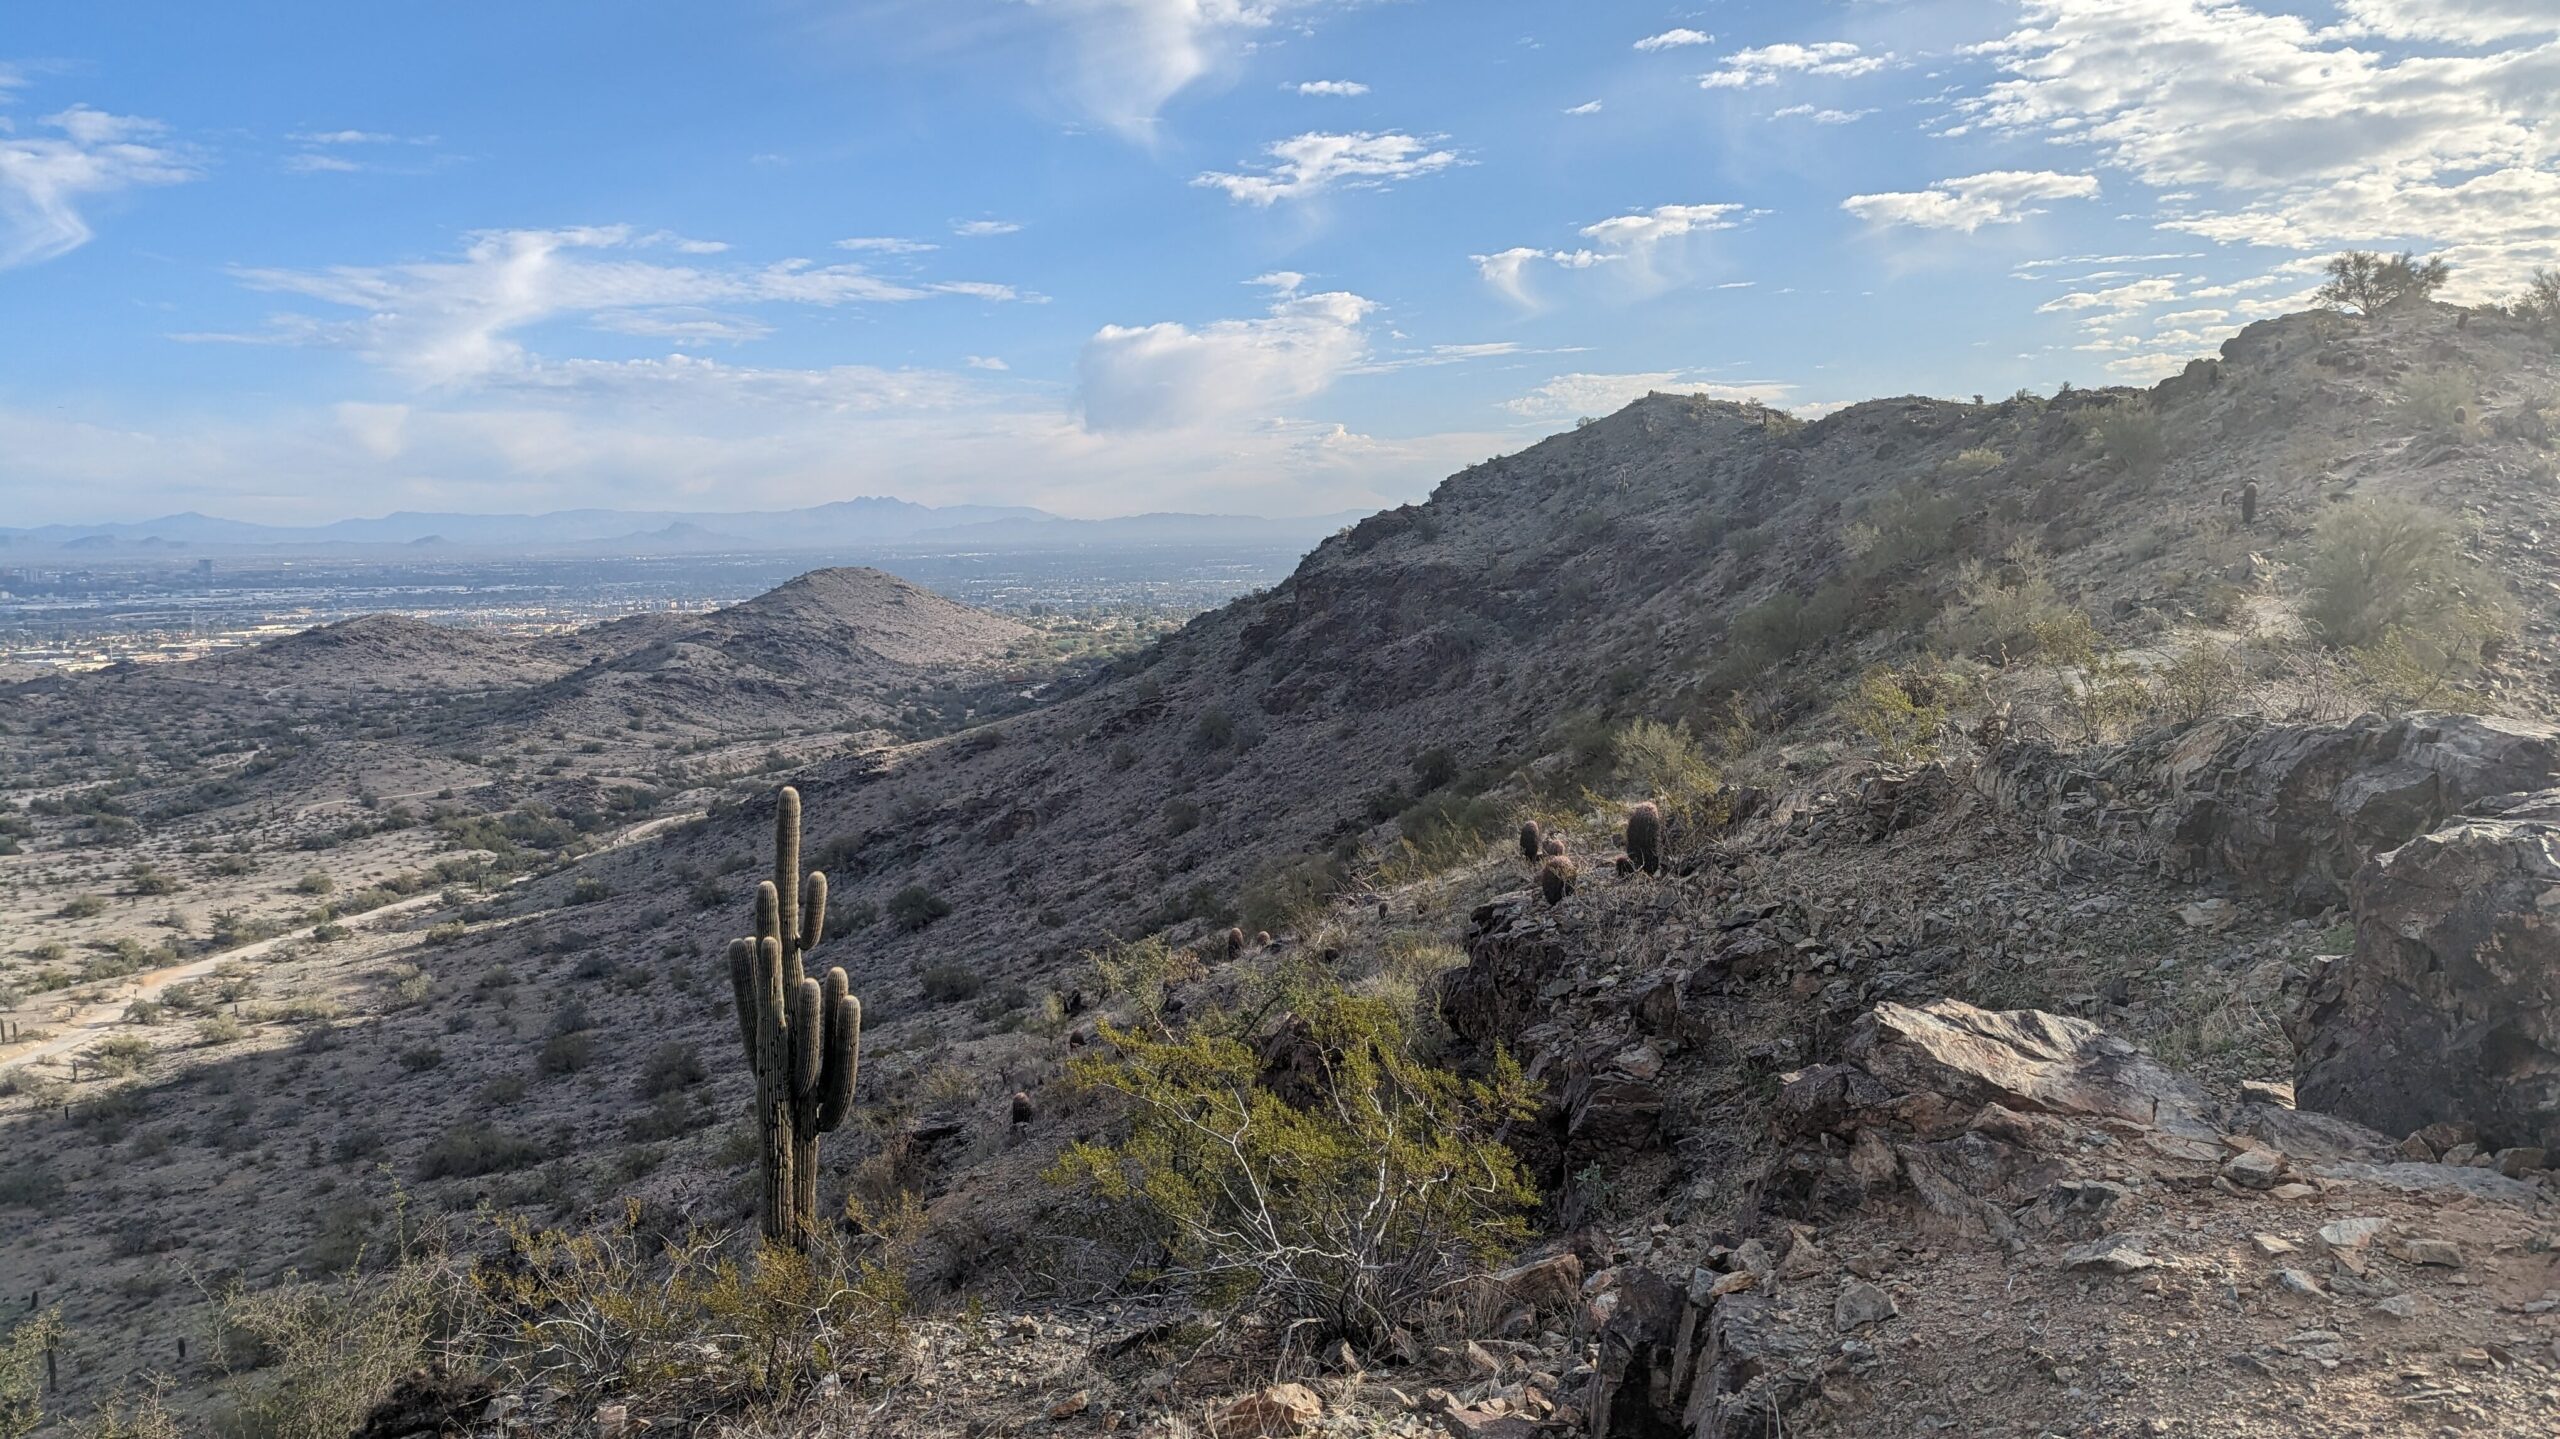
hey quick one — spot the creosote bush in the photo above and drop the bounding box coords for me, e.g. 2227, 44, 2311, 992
2302, 500, 2516, 659
1844, 668, 1945, 765
1049, 985, 1538, 1344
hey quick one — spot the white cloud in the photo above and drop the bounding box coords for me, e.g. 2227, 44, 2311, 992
0, 106, 198, 267
1578, 202, 1744, 262
2337, 0, 2560, 44
1699, 41, 1891, 89
284, 153, 365, 174
1194, 131, 1459, 205
2036, 275, 2182, 313
1502, 372, 1794, 419
1842, 170, 2100, 232
1958, 0, 2560, 291
837, 236, 939, 253
588, 308, 774, 344
288, 129, 435, 146
952, 218, 1022, 236
1564, 100, 1604, 115
1634, 29, 1714, 52
1477, 203, 1744, 304
1772, 104, 1874, 124
966, 355, 1010, 370
216, 226, 1023, 387
1016, 0, 1302, 140
1078, 288, 1374, 430
1295, 80, 1368, 96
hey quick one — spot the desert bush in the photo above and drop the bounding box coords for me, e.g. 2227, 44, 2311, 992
88, 1034, 153, 1078
416, 1121, 542, 1179
2086, 399, 2166, 476
637, 1042, 707, 1098
1238, 852, 1347, 940
295, 872, 334, 896
2316, 249, 2448, 316
1049, 985, 1538, 1344
1944, 446, 2004, 477
886, 884, 952, 932
473, 1212, 905, 1410
2510, 267, 2560, 329
918, 963, 984, 1004
2302, 499, 2515, 655
211, 1255, 462, 1439
1934, 543, 2101, 666
1160, 798, 1201, 836
2, 1310, 64, 1437
57, 895, 105, 920
69, 1379, 182, 1439
1612, 718, 1721, 824
2063, 654, 2155, 745
1088, 936, 1206, 1035
1844, 669, 1945, 764
123, 864, 178, 896
2396, 368, 2478, 438
197, 1013, 246, 1047
1841, 481, 1963, 574
2155, 640, 2248, 722
537, 1031, 594, 1077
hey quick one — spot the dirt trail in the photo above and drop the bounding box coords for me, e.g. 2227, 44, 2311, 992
0, 809, 700, 1076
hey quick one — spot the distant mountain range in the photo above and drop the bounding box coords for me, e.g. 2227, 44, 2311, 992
0, 498, 1375, 557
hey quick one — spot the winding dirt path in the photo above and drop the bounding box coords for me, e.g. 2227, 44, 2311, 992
0, 808, 701, 1076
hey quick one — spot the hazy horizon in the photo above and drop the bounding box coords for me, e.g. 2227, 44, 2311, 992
5, 0, 2556, 526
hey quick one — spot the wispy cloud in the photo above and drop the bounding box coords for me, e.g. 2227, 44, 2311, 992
952, 218, 1021, 236
1563, 100, 1603, 116
1699, 41, 1890, 88
197, 225, 1024, 386
0, 106, 198, 267
1503, 371, 1793, 418
1772, 104, 1873, 124
1842, 171, 2099, 232
1476, 201, 1744, 305
1635, 29, 1714, 52
837, 236, 939, 254
1295, 80, 1368, 96
1194, 131, 1459, 205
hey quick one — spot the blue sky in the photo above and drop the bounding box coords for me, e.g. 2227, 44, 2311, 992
3, 0, 2555, 524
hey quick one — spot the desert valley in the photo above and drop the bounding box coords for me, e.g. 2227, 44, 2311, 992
8, 295, 2560, 1437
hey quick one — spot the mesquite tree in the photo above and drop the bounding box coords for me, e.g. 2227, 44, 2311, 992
726, 786, 863, 1247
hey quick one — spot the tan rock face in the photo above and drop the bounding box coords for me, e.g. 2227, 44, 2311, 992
1846, 999, 2223, 1142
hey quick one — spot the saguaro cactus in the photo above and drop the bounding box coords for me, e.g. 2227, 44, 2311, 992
727, 786, 862, 1247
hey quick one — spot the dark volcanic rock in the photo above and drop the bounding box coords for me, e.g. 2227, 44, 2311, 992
2291, 797, 2560, 1150
2165, 712, 2560, 912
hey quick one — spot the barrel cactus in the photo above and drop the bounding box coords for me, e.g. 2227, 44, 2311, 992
1626, 802, 1663, 875
726, 786, 863, 1247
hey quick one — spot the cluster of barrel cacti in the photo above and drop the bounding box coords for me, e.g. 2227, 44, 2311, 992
726, 786, 863, 1248
1519, 802, 1666, 904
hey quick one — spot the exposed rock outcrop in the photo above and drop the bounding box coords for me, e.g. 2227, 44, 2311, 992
2291, 791, 2560, 1150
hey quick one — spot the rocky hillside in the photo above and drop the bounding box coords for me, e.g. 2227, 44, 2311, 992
8, 301, 2560, 1436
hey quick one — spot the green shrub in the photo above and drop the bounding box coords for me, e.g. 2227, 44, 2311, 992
537, 1032, 594, 1077
2396, 369, 2477, 439
1049, 985, 1538, 1344
1933, 544, 2100, 666
1238, 853, 1347, 940
2315, 249, 2448, 316
2087, 399, 2166, 476
295, 872, 334, 896
3, 1310, 65, 1437
415, 1121, 541, 1179
886, 884, 952, 932
919, 963, 984, 1004
1841, 481, 1963, 574
1612, 718, 1722, 823
2303, 499, 2515, 654
57, 895, 106, 920
2156, 640, 2247, 722
1844, 669, 1945, 764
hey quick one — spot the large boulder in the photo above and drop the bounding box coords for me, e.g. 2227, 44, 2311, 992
2164, 712, 2560, 912
2291, 793, 2560, 1150
1844, 1000, 2222, 1143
